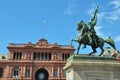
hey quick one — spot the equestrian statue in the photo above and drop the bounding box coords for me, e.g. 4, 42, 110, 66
70, 5, 116, 56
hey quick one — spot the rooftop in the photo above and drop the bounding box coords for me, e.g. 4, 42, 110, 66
7, 38, 74, 49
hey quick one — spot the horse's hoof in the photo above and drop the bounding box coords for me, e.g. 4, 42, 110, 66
99, 54, 102, 56
89, 53, 92, 56
89, 53, 96, 56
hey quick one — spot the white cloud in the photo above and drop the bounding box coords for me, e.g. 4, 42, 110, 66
105, 0, 120, 21
86, 1, 120, 37
115, 36, 120, 42
63, 0, 79, 15
109, 0, 120, 9
95, 25, 103, 36
64, 8, 73, 15
105, 8, 120, 21
86, 1, 120, 48
87, 8, 95, 16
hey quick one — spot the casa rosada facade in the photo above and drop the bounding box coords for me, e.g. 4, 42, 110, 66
0, 38, 75, 80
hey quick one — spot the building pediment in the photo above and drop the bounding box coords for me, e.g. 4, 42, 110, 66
36, 38, 49, 46
51, 43, 60, 49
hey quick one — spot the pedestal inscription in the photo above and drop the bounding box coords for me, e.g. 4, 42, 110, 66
83, 71, 113, 80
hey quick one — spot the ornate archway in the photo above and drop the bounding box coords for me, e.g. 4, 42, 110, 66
35, 68, 49, 80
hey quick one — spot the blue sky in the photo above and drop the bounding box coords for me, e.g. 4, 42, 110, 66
0, 0, 120, 55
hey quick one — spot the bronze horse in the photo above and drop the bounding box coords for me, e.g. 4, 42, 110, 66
70, 21, 116, 56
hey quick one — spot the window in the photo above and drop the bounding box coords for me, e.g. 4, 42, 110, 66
16, 52, 19, 59
0, 68, 3, 78
65, 54, 67, 60
41, 52, 44, 60
13, 52, 16, 59
49, 53, 51, 60
45, 53, 47, 60
13, 67, 19, 77
62, 53, 64, 60
68, 54, 70, 58
33, 52, 36, 59
63, 71, 66, 77
37, 52, 40, 59
2, 56, 6, 59
53, 69, 58, 78
19, 52, 22, 59
13, 52, 22, 60
25, 69, 30, 77
62, 53, 70, 60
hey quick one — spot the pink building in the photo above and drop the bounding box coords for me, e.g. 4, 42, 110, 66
0, 38, 75, 80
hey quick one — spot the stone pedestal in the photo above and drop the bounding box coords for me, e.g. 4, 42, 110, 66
63, 55, 120, 80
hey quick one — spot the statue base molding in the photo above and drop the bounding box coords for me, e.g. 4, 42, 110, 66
63, 55, 120, 80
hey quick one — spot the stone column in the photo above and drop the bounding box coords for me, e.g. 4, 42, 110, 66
52, 65, 53, 77
51, 53, 54, 60
23, 66, 26, 78
30, 66, 32, 77
36, 52, 38, 60
31, 52, 33, 60
22, 52, 24, 60
9, 52, 11, 60
6, 65, 9, 78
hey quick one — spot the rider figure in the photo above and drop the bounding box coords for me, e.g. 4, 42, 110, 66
83, 5, 99, 48
88, 5, 99, 47
88, 22, 98, 46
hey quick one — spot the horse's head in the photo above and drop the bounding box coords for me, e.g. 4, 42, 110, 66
77, 20, 85, 31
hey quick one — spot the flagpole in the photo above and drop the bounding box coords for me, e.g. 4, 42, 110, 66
42, 17, 46, 38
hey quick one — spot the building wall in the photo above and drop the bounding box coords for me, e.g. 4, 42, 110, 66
0, 38, 75, 80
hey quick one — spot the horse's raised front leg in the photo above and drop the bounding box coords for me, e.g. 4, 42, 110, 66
70, 38, 78, 45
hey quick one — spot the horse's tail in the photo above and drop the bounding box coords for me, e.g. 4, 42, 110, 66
104, 37, 116, 50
